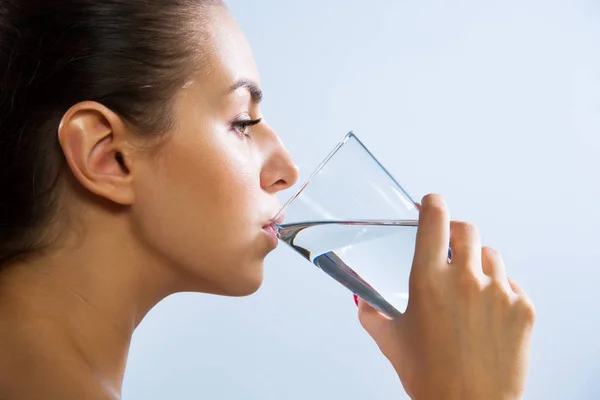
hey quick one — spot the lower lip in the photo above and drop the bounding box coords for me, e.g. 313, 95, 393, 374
262, 224, 279, 248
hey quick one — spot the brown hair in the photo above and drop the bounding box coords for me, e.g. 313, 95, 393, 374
0, 0, 223, 268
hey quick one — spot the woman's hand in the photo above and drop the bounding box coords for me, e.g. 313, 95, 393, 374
357, 194, 535, 400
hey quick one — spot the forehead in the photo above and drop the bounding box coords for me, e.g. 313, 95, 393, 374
201, 7, 260, 90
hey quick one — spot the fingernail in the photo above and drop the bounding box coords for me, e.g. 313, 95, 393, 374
353, 294, 359, 306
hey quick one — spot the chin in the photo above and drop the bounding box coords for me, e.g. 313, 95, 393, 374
207, 261, 265, 297
226, 279, 263, 297
171, 253, 267, 297
230, 269, 265, 296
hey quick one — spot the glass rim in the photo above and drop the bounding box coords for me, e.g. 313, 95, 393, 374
274, 131, 417, 222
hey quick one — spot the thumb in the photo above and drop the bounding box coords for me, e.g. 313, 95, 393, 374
357, 297, 394, 344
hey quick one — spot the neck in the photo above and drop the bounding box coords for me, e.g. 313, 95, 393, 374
0, 209, 178, 398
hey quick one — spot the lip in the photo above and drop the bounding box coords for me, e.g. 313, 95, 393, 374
262, 223, 279, 248
262, 212, 285, 229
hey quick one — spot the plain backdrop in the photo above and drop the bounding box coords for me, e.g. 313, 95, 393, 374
122, 1, 599, 399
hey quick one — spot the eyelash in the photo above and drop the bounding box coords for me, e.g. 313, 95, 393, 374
231, 118, 262, 138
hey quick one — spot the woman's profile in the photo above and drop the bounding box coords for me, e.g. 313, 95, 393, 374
0, 1, 535, 399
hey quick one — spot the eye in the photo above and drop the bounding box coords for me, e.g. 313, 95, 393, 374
231, 118, 262, 138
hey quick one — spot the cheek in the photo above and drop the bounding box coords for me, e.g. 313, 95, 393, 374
131, 130, 264, 289
178, 138, 259, 229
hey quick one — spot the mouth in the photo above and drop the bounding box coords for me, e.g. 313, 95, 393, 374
262, 212, 284, 249
262, 222, 279, 248
262, 212, 285, 229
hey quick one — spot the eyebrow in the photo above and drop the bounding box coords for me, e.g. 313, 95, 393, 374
228, 79, 263, 104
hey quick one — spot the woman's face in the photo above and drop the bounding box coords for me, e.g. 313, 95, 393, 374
130, 7, 298, 296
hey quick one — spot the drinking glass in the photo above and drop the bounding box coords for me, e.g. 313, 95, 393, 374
274, 132, 421, 318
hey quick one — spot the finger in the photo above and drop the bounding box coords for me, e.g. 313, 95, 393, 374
515, 292, 536, 327
357, 297, 393, 344
449, 221, 483, 276
508, 277, 524, 296
412, 194, 450, 273
505, 280, 536, 327
481, 247, 508, 282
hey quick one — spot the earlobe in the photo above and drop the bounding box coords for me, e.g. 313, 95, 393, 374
58, 102, 135, 205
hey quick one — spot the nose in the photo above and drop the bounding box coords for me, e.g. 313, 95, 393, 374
259, 130, 299, 194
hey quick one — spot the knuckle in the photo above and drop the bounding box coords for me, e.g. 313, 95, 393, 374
483, 247, 505, 265
487, 278, 505, 293
456, 270, 481, 295
453, 221, 479, 237
482, 246, 498, 259
515, 296, 536, 324
507, 277, 523, 295
487, 280, 512, 306
481, 247, 505, 272
451, 222, 481, 249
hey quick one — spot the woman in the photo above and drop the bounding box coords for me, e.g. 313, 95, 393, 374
0, 1, 535, 399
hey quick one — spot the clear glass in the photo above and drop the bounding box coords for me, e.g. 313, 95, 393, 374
275, 132, 419, 318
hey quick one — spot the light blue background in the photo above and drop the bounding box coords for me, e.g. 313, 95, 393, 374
123, 1, 599, 399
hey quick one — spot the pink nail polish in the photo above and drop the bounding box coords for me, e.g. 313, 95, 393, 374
353, 294, 358, 306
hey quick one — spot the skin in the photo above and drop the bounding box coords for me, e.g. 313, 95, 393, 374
0, 5, 535, 400
359, 195, 535, 400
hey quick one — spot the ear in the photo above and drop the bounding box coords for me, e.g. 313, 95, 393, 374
58, 101, 135, 205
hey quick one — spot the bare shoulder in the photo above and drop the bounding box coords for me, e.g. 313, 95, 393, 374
0, 375, 121, 400
0, 348, 120, 400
